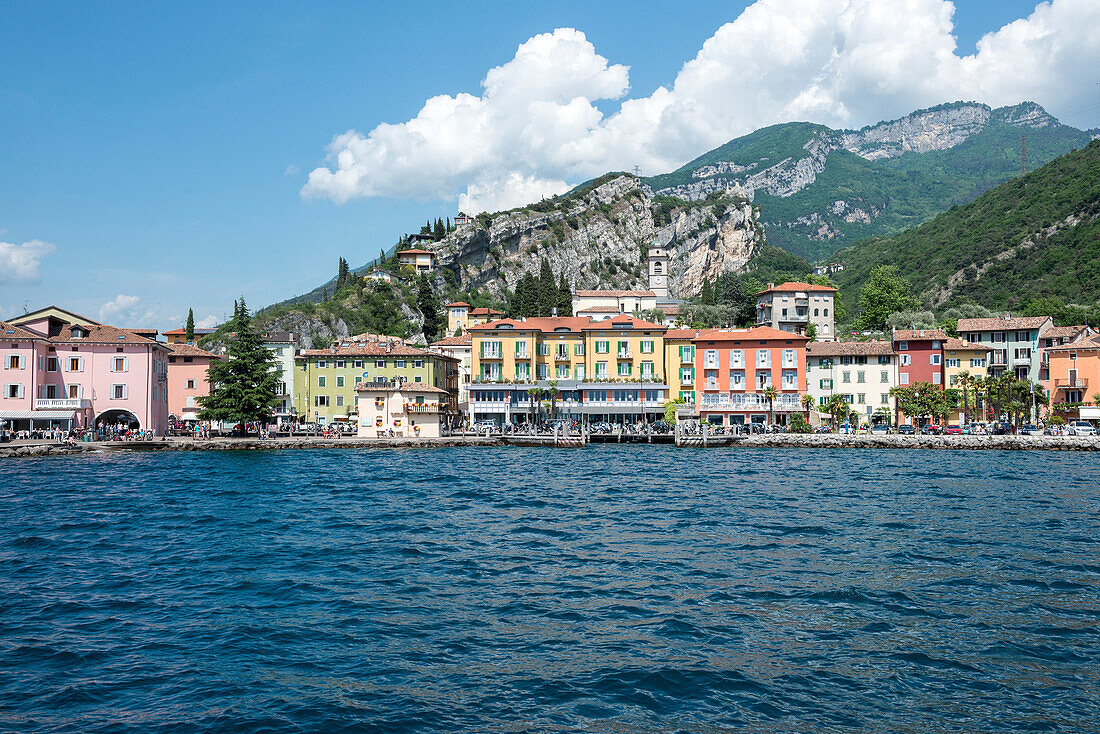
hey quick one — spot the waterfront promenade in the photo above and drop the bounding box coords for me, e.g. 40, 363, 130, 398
3, 432, 1100, 457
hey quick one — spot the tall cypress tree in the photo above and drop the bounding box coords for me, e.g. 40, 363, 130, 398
185, 308, 195, 343
433, 218, 445, 240
337, 257, 350, 289
417, 274, 441, 340
198, 299, 281, 426
557, 274, 573, 317
538, 258, 556, 317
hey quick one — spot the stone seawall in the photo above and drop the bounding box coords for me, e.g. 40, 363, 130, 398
740, 434, 1100, 451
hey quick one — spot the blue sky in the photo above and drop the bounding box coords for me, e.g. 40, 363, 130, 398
1, 0, 1095, 330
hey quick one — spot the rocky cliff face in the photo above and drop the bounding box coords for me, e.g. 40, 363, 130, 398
423, 174, 763, 300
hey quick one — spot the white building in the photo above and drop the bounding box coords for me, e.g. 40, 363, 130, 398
756, 281, 838, 341
262, 331, 298, 420
806, 340, 897, 425
356, 381, 448, 438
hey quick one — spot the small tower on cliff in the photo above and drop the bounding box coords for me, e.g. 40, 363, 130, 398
647, 245, 669, 298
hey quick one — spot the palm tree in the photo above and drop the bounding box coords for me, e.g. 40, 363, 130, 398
546, 380, 560, 421
957, 369, 971, 425
763, 385, 778, 427
800, 394, 815, 422
824, 394, 849, 429
529, 386, 544, 425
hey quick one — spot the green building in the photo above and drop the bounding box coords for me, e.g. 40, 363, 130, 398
294, 338, 458, 426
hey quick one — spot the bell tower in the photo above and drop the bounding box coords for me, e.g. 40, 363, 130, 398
647, 245, 669, 298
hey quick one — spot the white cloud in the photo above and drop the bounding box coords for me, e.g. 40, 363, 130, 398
195, 314, 219, 329
98, 294, 156, 326
303, 0, 1100, 211
0, 239, 56, 284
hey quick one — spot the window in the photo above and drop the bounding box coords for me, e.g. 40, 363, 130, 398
933, 373, 942, 385
756, 350, 771, 367
704, 350, 719, 368
898, 341, 908, 351
618, 361, 632, 376
881, 394, 889, 404
679, 366, 694, 384
900, 354, 911, 366
731, 370, 745, 388
556, 365, 569, 378
537, 343, 548, 357
814, 308, 819, 316
575, 365, 585, 380
414, 375, 422, 383
640, 340, 654, 354
67, 384, 81, 399
857, 371, 865, 383
537, 364, 548, 379
946, 358, 960, 368
970, 358, 985, 368
318, 360, 327, 368
705, 370, 718, 390
782, 370, 797, 388
573, 343, 585, 356
596, 362, 608, 378
640, 361, 655, 379
516, 363, 530, 380
315, 395, 329, 407
111, 384, 126, 400
823, 309, 829, 317
318, 376, 326, 387
730, 350, 744, 368
878, 355, 891, 365
414, 360, 423, 368
376, 360, 386, 368
880, 370, 889, 383
45, 357, 58, 372
820, 378, 833, 389
354, 361, 363, 368
336, 395, 344, 407
186, 379, 196, 389
783, 349, 796, 367
595, 340, 609, 354
841, 356, 853, 365
900, 373, 909, 385
336, 376, 345, 388
111, 356, 128, 373
68, 357, 82, 372
336, 360, 345, 368
842, 371, 851, 383
4, 384, 22, 399
857, 393, 866, 404
396, 360, 406, 368
930, 354, 942, 365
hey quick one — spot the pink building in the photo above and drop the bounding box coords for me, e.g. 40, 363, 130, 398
3, 307, 171, 435
166, 343, 223, 421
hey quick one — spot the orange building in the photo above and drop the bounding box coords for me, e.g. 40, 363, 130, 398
693, 327, 809, 427
166, 343, 223, 422
1046, 333, 1100, 423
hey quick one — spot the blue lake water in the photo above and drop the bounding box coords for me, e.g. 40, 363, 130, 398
2, 447, 1099, 732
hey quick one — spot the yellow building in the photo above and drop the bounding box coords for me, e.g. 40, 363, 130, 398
468, 314, 670, 424
663, 329, 698, 403
943, 336, 990, 423
396, 248, 435, 273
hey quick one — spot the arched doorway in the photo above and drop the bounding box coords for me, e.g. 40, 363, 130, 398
95, 409, 141, 431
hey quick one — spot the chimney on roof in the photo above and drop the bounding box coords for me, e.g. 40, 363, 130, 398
385, 339, 392, 353
552, 307, 558, 317
329, 345, 336, 353
767, 282, 775, 290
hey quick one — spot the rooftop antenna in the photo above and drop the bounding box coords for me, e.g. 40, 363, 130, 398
631, 165, 642, 177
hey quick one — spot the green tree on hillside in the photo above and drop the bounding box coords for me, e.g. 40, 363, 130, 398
433, 218, 445, 240
185, 308, 195, 343
538, 258, 556, 316
857, 266, 920, 330
557, 274, 573, 317
198, 299, 281, 426
417, 274, 441, 340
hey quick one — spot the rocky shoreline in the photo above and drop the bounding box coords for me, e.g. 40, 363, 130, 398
739, 434, 1100, 450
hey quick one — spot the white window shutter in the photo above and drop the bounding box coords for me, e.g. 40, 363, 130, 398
17, 385, 24, 399
123, 357, 129, 372
38, 385, 45, 399
123, 385, 129, 399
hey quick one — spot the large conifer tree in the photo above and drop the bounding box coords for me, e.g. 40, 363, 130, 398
557, 274, 573, 317
538, 258, 556, 316
417, 274, 441, 340
185, 308, 195, 343
198, 299, 281, 425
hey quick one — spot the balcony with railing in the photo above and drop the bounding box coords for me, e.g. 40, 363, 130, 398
699, 392, 804, 410
1055, 377, 1089, 389
34, 398, 91, 410
617, 350, 633, 359
404, 402, 443, 414
555, 352, 571, 362
779, 312, 809, 323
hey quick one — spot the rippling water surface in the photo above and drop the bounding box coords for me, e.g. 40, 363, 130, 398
2, 447, 1099, 732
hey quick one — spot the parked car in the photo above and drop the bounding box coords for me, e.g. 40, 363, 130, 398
1068, 421, 1097, 436
897, 424, 915, 435
920, 424, 943, 435
870, 424, 890, 435
1043, 425, 1062, 436
1019, 424, 1041, 436
944, 425, 963, 435
990, 422, 1011, 435
472, 421, 498, 433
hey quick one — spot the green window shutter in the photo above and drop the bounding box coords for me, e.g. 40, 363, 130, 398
678, 345, 683, 361
479, 341, 484, 358
691, 367, 696, 382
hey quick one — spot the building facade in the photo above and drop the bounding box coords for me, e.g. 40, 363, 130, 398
956, 316, 1052, 383
4, 308, 171, 434
693, 327, 809, 426
942, 337, 990, 423
294, 338, 458, 426
648, 247, 670, 298
396, 248, 435, 272
572, 290, 657, 318
431, 333, 472, 414
263, 331, 298, 420
806, 341, 897, 424
166, 343, 222, 422
1046, 334, 1100, 423
356, 382, 449, 438
892, 329, 947, 389
756, 282, 837, 340
444, 302, 503, 335
162, 327, 216, 345
468, 315, 669, 424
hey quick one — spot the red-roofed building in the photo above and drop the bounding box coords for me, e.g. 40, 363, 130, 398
756, 281, 838, 341
397, 248, 435, 272
692, 327, 810, 427
445, 302, 503, 335
892, 328, 947, 391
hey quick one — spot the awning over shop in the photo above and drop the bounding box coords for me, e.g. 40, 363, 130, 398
1080, 406, 1100, 420
0, 410, 77, 420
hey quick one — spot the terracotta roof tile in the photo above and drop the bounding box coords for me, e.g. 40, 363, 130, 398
166, 343, 223, 359
943, 337, 989, 351
693, 326, 810, 342
1045, 325, 1091, 339
50, 323, 169, 349
757, 281, 837, 295
431, 334, 473, 347
806, 340, 893, 356
664, 329, 699, 339
956, 316, 1051, 331
1047, 334, 1100, 351
397, 248, 433, 255
298, 342, 455, 360
892, 328, 948, 342
444, 301, 471, 308
354, 382, 451, 394
0, 320, 44, 341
